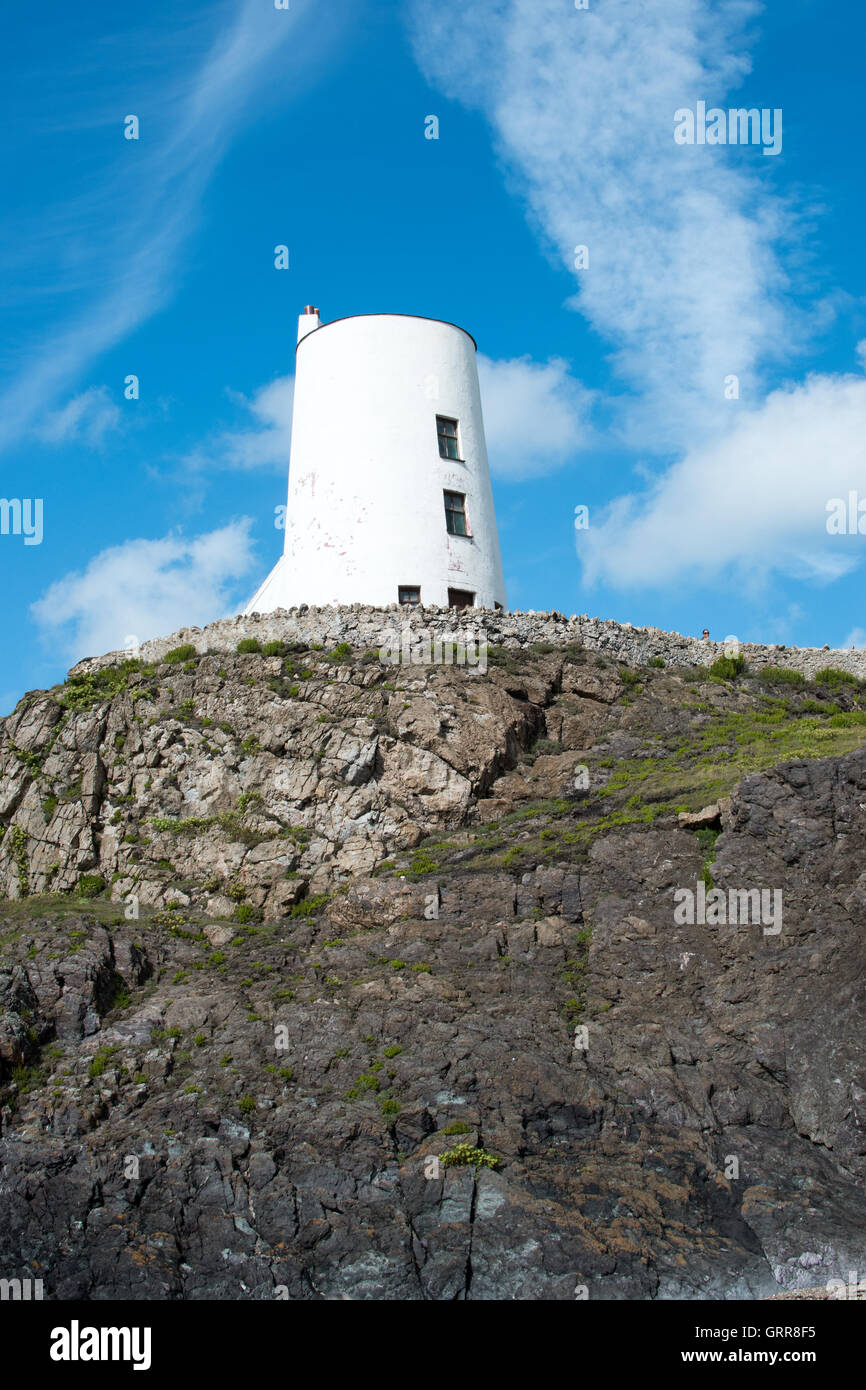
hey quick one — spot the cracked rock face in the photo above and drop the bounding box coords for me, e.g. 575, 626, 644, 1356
0, 645, 542, 911
1, 628, 866, 1299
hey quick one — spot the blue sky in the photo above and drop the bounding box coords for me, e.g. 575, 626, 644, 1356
2, 0, 866, 713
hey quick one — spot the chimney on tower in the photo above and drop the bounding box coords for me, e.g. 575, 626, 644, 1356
298, 305, 320, 343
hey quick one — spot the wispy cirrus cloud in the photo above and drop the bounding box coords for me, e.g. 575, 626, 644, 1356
409, 0, 797, 453
36, 386, 122, 446
0, 0, 349, 452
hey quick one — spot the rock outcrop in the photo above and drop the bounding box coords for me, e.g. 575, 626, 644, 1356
1, 619, 866, 1298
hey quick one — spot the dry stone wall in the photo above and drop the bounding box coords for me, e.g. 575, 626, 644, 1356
70, 605, 866, 681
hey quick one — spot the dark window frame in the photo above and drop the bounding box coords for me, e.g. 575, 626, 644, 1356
447, 587, 475, 610
436, 416, 462, 461
443, 489, 469, 537
398, 585, 421, 605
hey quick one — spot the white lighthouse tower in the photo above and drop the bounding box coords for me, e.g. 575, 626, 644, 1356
245, 308, 507, 614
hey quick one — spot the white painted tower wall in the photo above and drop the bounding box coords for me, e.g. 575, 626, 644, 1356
245, 310, 507, 613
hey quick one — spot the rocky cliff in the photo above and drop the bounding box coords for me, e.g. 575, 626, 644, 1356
1, 617, 866, 1299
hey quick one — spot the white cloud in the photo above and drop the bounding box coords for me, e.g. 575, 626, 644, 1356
31, 520, 257, 665
843, 628, 866, 650
37, 386, 121, 446
0, 1, 346, 451
184, 376, 294, 472
478, 354, 592, 479
409, 0, 798, 452
579, 373, 866, 589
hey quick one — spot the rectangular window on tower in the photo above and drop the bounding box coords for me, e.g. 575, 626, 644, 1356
436, 416, 461, 460
398, 586, 421, 605
448, 588, 475, 610
443, 490, 469, 536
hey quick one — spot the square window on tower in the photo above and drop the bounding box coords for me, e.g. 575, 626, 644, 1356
398, 586, 421, 605
443, 490, 469, 536
436, 416, 461, 460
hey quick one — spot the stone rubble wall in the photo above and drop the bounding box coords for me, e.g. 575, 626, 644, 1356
69, 606, 866, 681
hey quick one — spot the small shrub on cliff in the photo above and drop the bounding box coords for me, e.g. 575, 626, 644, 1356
164, 644, 197, 664
760, 666, 804, 686
709, 653, 746, 681
8, 826, 29, 896
694, 827, 719, 854
11, 743, 43, 776
88, 1045, 118, 1079
408, 850, 440, 876
814, 666, 858, 687
108, 975, 131, 1010
76, 873, 105, 899
290, 893, 329, 919
262, 640, 284, 657
802, 698, 832, 715
232, 903, 262, 924
59, 660, 144, 711
236, 638, 262, 654
438, 1143, 499, 1171
525, 737, 563, 763
485, 645, 523, 676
